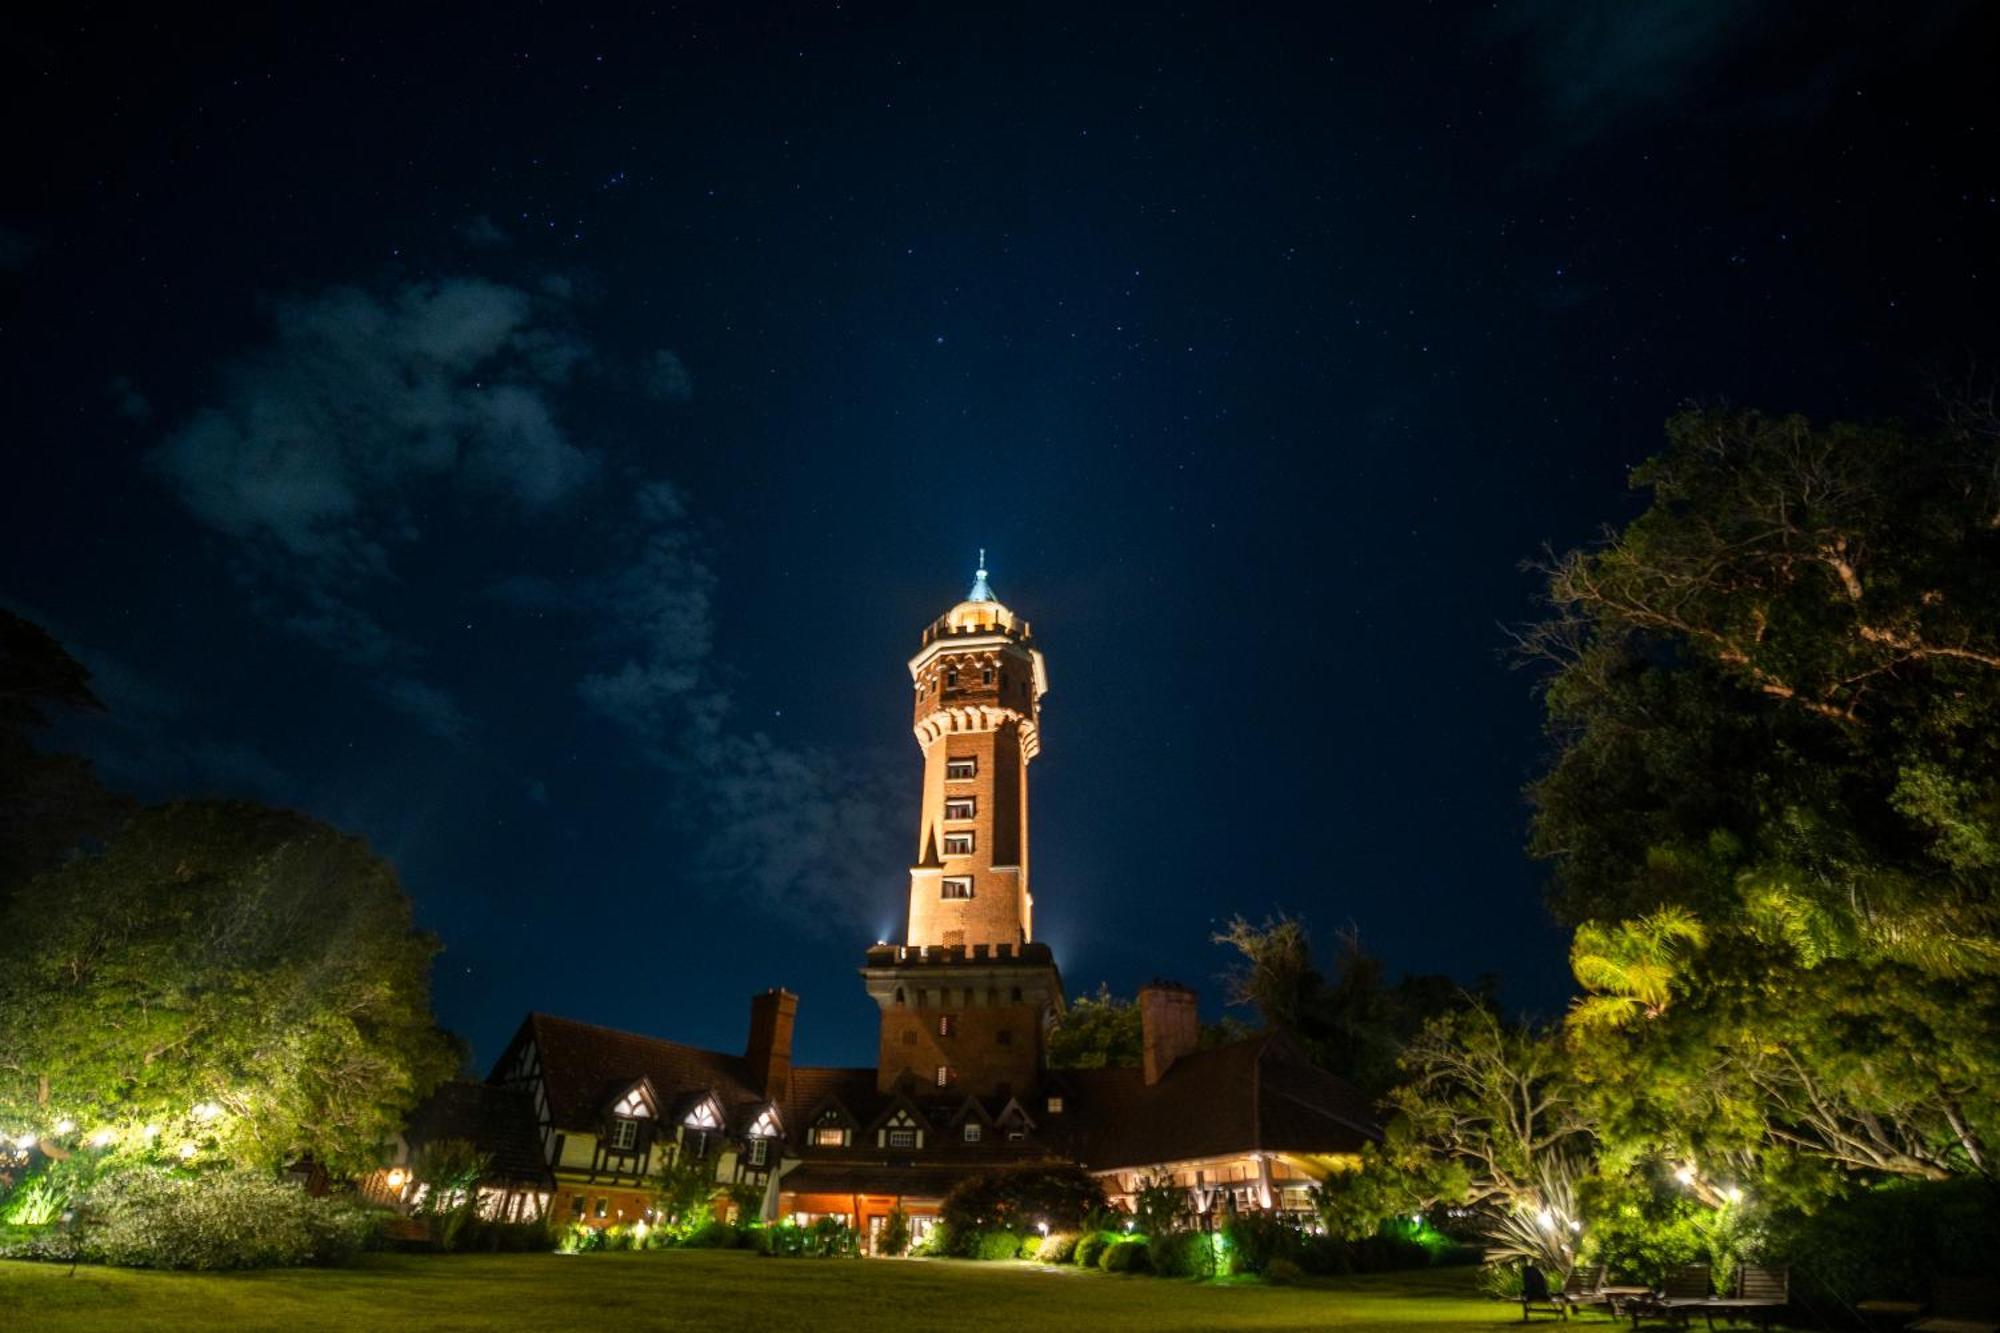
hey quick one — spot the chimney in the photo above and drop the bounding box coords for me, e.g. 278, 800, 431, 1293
1139, 981, 1199, 1086
745, 988, 798, 1103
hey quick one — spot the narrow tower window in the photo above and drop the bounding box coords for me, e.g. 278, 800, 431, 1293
938, 1014, 958, 1038
935, 1066, 956, 1088
944, 797, 975, 820
945, 757, 976, 780
943, 831, 973, 855
940, 877, 974, 900
945, 667, 958, 687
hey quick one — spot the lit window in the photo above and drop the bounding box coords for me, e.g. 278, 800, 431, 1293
941, 877, 974, 900
944, 797, 975, 820
811, 1126, 849, 1147
1046, 1097, 1064, 1115
963, 1123, 982, 1143
888, 1129, 917, 1149
935, 1066, 956, 1088
747, 1139, 769, 1167
939, 1014, 958, 1038
943, 831, 974, 855
946, 757, 976, 780
609, 1117, 639, 1150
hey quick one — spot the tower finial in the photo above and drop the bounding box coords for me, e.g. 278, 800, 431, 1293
968, 549, 994, 602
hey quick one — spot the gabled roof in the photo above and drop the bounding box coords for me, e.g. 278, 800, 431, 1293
404, 1081, 551, 1186
506, 1012, 766, 1134
1052, 1032, 1380, 1172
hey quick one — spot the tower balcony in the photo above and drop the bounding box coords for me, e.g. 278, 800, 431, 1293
864, 940, 1057, 968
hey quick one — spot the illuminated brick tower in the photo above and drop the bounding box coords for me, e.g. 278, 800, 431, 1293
862, 555, 1063, 1097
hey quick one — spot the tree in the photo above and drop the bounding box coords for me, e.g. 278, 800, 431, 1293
0, 801, 457, 1174
1213, 914, 1488, 1097
1529, 407, 2000, 1188
1046, 983, 1252, 1070
0, 611, 129, 909
1382, 1007, 1595, 1277
939, 1163, 1108, 1233
1046, 985, 1144, 1069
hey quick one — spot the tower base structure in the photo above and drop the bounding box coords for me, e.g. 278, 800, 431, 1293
861, 942, 1063, 1099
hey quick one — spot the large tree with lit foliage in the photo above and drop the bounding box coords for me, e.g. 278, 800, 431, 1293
1525, 407, 2000, 1190
0, 800, 458, 1175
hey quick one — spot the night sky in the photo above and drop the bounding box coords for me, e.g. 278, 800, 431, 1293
6, 4, 1997, 1071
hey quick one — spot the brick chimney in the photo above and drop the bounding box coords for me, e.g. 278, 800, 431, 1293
745, 988, 798, 1103
1139, 981, 1199, 1086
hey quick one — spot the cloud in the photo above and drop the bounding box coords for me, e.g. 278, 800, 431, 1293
575, 485, 900, 927
646, 349, 694, 403
147, 277, 596, 734
461, 214, 509, 247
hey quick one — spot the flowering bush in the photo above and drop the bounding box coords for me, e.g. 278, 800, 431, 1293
84, 1169, 381, 1269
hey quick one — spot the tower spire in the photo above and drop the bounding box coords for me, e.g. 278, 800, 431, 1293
968, 548, 994, 602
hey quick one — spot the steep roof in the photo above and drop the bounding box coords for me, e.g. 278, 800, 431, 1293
404, 1081, 551, 1186
514, 1012, 768, 1133
1053, 1032, 1379, 1172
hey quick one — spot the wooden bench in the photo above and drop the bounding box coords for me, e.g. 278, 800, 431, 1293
1705, 1265, 1789, 1329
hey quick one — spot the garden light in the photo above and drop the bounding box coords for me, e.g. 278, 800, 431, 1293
54, 1118, 75, 1135
1037, 1221, 1049, 1235
90, 1128, 116, 1147
1722, 1185, 1743, 1204
192, 1102, 223, 1122
14, 1133, 35, 1150
1674, 1165, 1696, 1186
385, 1168, 408, 1190
1536, 1208, 1554, 1230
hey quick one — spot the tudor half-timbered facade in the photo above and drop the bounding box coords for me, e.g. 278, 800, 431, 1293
385, 562, 1380, 1245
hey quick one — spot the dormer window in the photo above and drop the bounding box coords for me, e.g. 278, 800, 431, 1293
944, 797, 975, 820
946, 757, 976, 780
963, 1122, 982, 1143
684, 1100, 721, 1131
610, 1117, 639, 1150
746, 1138, 770, 1167
943, 831, 973, 855
811, 1126, 848, 1147
1046, 1096, 1064, 1115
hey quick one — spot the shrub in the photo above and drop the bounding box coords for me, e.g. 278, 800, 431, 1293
449, 1216, 552, 1253
1222, 1212, 1304, 1275
680, 1220, 742, 1249
878, 1207, 910, 1257
939, 1163, 1109, 1234
558, 1222, 607, 1254
1036, 1231, 1079, 1263
1762, 1178, 2000, 1309
1148, 1229, 1218, 1279
1074, 1230, 1116, 1267
1018, 1232, 1045, 1259
758, 1218, 860, 1259
1265, 1257, 1305, 1285
1101, 1237, 1152, 1273
976, 1229, 1026, 1261
1476, 1260, 1527, 1300
84, 1169, 381, 1269
911, 1219, 952, 1257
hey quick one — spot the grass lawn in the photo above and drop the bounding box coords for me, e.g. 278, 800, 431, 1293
0, 1250, 1529, 1332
